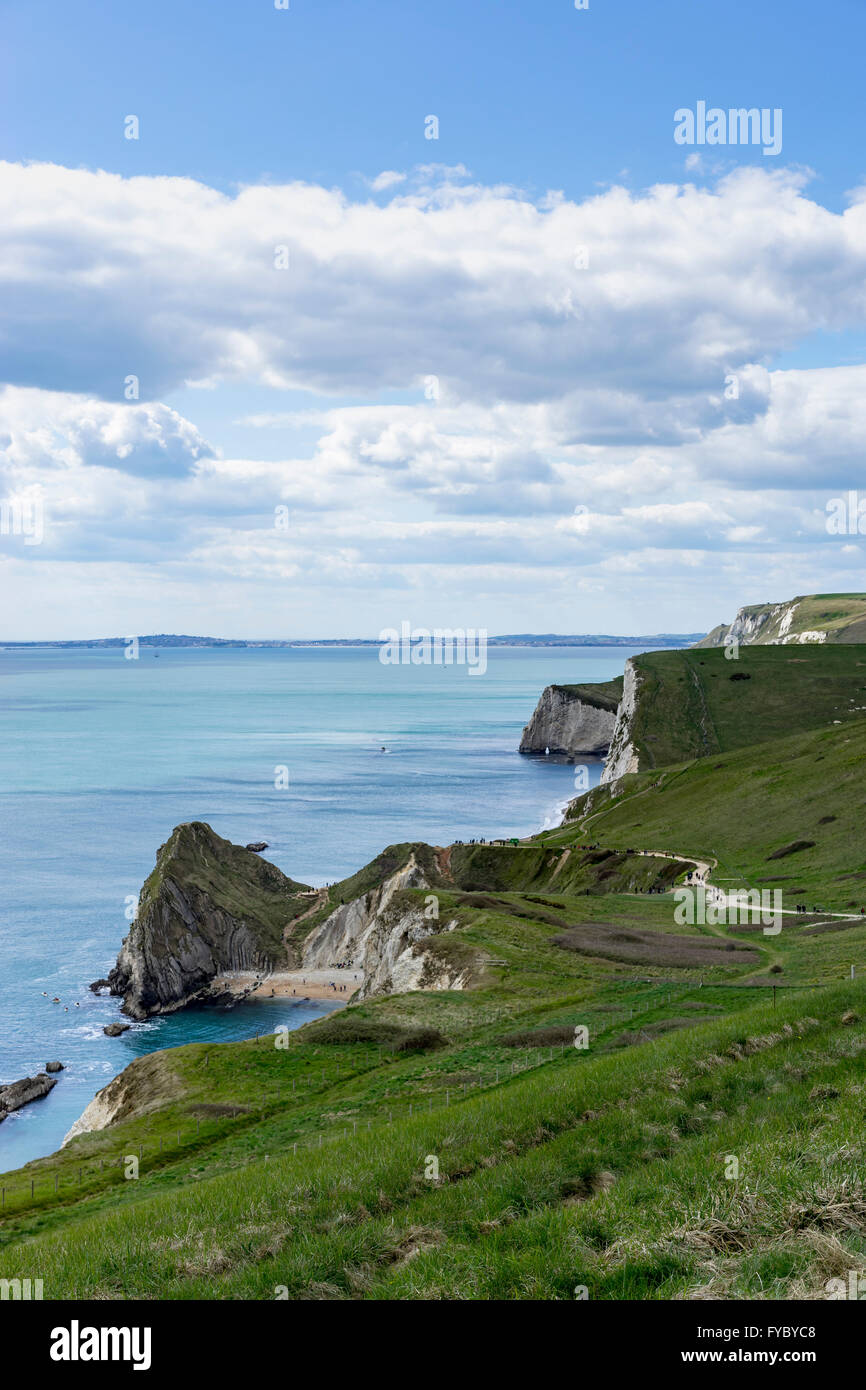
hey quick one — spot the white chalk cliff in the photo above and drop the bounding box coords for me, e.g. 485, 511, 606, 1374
699, 600, 828, 648
519, 684, 618, 760
301, 854, 468, 999
600, 659, 641, 786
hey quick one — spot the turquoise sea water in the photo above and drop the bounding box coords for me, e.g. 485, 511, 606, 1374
0, 644, 647, 1169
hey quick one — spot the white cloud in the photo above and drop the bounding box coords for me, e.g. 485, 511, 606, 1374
4, 161, 866, 635
369, 170, 407, 192
3, 161, 866, 410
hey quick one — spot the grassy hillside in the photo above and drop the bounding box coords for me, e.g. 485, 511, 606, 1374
1, 979, 864, 1299
623, 644, 866, 770
697, 593, 866, 648
5, 648, 866, 1301
3, 815, 865, 1297
554, 718, 866, 917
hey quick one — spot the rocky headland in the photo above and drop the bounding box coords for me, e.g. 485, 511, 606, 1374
104, 821, 311, 1020
518, 678, 622, 760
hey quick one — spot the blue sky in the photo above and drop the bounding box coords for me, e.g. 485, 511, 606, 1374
1, 0, 865, 637
4, 0, 863, 205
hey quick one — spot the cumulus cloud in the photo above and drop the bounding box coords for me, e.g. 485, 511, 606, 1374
3, 160, 866, 635
368, 170, 407, 192
3, 161, 866, 410
0, 386, 214, 478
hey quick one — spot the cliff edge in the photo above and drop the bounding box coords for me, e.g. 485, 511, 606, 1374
301, 851, 471, 999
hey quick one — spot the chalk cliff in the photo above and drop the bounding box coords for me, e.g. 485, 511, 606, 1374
63, 1052, 184, 1145
519, 679, 622, 760
695, 594, 866, 649
301, 852, 469, 999
600, 659, 642, 785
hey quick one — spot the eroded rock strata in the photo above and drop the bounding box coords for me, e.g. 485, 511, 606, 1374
106, 821, 310, 1019
301, 853, 468, 999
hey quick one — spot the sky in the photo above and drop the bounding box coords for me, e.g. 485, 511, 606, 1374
1, 0, 865, 639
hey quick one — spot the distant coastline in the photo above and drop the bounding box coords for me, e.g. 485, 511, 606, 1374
0, 632, 702, 650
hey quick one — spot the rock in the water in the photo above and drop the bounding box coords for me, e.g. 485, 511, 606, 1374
103, 1022, 131, 1037
245, 841, 269, 852
89, 978, 110, 993
106, 821, 310, 1020
0, 1072, 57, 1120
45, 1061, 65, 1073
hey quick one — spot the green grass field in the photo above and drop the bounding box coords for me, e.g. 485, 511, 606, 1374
623, 643, 866, 770
1, 981, 864, 1300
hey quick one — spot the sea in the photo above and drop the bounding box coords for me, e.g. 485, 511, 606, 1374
0, 643, 650, 1169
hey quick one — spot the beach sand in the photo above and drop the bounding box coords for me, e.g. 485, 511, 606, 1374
213, 968, 363, 1003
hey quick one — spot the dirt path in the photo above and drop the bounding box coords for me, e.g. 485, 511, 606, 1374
283, 887, 329, 948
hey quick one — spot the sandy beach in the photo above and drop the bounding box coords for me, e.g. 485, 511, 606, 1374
213, 968, 363, 1003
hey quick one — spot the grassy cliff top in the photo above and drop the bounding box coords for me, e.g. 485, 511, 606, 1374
697, 593, 866, 647
140, 822, 313, 960
622, 643, 866, 770
550, 676, 624, 712
557, 716, 866, 912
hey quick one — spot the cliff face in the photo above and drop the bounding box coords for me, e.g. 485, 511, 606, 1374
107, 822, 309, 1020
695, 594, 866, 649
63, 1052, 183, 1146
696, 601, 823, 648
519, 680, 621, 759
301, 853, 470, 999
600, 659, 642, 785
